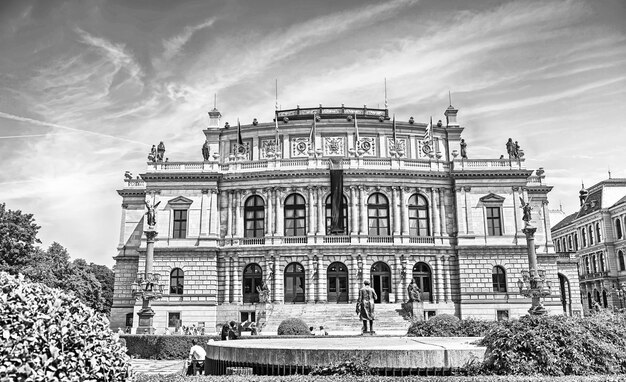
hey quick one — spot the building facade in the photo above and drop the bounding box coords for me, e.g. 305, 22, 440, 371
111, 104, 580, 333
552, 179, 626, 315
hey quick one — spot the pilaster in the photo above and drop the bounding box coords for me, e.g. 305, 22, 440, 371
232, 256, 241, 303
317, 187, 324, 235
266, 188, 273, 236
392, 187, 401, 236
401, 187, 409, 236
227, 191, 233, 238
350, 186, 359, 235
431, 188, 441, 238
318, 255, 327, 302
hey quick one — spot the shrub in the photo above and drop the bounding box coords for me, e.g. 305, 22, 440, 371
277, 318, 310, 336
478, 313, 626, 376
123, 335, 220, 359
407, 315, 495, 337
0, 272, 130, 381
430, 313, 460, 324
310, 354, 372, 376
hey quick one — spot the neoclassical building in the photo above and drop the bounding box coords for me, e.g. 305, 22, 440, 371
111, 103, 581, 333
552, 178, 626, 315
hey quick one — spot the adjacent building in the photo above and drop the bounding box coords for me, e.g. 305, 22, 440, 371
110, 103, 581, 333
551, 179, 626, 315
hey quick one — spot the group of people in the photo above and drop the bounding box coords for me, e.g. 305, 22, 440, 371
309, 326, 329, 336
220, 319, 258, 340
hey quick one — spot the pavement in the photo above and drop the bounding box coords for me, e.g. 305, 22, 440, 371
131, 359, 185, 376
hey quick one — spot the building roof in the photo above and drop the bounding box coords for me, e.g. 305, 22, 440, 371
576, 188, 602, 219
612, 194, 626, 208
551, 212, 578, 231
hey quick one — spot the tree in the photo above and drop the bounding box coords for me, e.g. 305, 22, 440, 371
90, 263, 115, 315
0, 203, 40, 274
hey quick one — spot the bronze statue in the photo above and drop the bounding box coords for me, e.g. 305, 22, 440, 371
356, 280, 377, 334
256, 282, 270, 303
157, 141, 166, 162
148, 145, 157, 162
202, 140, 210, 161
407, 279, 421, 302
514, 141, 521, 159
519, 197, 532, 223
460, 139, 467, 159
506, 138, 515, 158
145, 200, 161, 227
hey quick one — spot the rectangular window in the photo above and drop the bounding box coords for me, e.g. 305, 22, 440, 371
496, 310, 509, 321
125, 313, 133, 328
486, 207, 502, 236
424, 311, 436, 320
173, 210, 187, 239
168, 312, 181, 328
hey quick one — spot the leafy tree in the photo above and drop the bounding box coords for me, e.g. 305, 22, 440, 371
0, 202, 41, 274
91, 263, 115, 315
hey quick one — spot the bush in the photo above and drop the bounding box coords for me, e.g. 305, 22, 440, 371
408, 315, 495, 337
478, 313, 626, 376
277, 318, 310, 336
123, 334, 220, 359
0, 272, 130, 381
311, 355, 372, 376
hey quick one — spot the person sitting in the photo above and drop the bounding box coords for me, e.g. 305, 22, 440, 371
220, 323, 231, 341
249, 322, 258, 336
228, 321, 241, 340
309, 326, 314, 334
315, 326, 328, 336
187, 339, 206, 376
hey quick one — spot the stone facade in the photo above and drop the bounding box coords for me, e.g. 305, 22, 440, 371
111, 104, 577, 333
552, 178, 626, 316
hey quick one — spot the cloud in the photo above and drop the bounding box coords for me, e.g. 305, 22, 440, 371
162, 17, 217, 60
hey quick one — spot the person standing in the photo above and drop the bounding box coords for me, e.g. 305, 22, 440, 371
356, 280, 377, 334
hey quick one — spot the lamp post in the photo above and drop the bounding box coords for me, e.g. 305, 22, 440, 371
516, 199, 551, 315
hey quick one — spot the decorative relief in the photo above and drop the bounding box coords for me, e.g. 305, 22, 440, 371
230, 141, 251, 160
387, 137, 407, 157
260, 138, 280, 159
417, 140, 432, 158
290, 137, 310, 158
323, 136, 345, 156
356, 137, 376, 156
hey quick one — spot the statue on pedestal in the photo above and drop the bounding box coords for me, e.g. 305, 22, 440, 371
460, 139, 467, 159
506, 138, 515, 159
148, 145, 157, 162
356, 280, 377, 334
202, 140, 210, 161
519, 197, 532, 223
145, 201, 161, 228
157, 141, 166, 162
407, 279, 422, 303
256, 282, 270, 303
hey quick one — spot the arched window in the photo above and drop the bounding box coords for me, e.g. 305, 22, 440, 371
284, 262, 306, 303
492, 266, 507, 292
581, 228, 587, 247
327, 262, 349, 303
367, 193, 389, 236
325, 194, 348, 235
370, 262, 391, 303
284, 194, 306, 236
408, 194, 430, 236
555, 239, 561, 253
243, 263, 263, 303
588, 225, 594, 246
620, 250, 625, 271
244, 195, 265, 238
574, 233, 579, 250
616, 219, 623, 240
568, 236, 573, 250
412, 262, 432, 302
596, 223, 602, 243
591, 254, 597, 273
170, 268, 184, 295
584, 257, 590, 274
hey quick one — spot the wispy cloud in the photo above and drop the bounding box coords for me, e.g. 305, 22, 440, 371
163, 17, 217, 60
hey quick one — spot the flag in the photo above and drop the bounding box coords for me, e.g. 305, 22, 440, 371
309, 113, 316, 154
425, 116, 432, 141
329, 158, 344, 234
236, 119, 246, 156
274, 111, 280, 155
354, 113, 360, 150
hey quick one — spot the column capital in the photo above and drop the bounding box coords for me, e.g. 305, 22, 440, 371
201, 189, 209, 194
463, 186, 471, 192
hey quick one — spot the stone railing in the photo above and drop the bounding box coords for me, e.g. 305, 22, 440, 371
124, 179, 146, 188
452, 158, 525, 171
409, 236, 435, 244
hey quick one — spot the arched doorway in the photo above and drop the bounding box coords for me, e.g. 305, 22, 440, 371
327, 262, 349, 303
284, 262, 305, 303
412, 262, 433, 302
243, 263, 263, 303
370, 262, 391, 303
558, 274, 571, 315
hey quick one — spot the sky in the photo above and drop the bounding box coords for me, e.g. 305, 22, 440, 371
0, 0, 625, 267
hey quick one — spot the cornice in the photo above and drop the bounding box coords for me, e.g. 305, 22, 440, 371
452, 170, 533, 179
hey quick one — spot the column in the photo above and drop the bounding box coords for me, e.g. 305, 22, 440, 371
265, 253, 274, 301
209, 189, 220, 237
200, 190, 210, 236
350, 186, 358, 235
438, 188, 446, 238
464, 187, 473, 234
512, 187, 521, 238
392, 187, 401, 236
307, 255, 315, 302
359, 186, 368, 235
456, 188, 466, 235
542, 200, 552, 249
431, 188, 441, 238
233, 256, 242, 303
443, 255, 452, 302
275, 256, 284, 303
362, 255, 370, 286
266, 188, 273, 236
118, 204, 128, 246
308, 187, 315, 236
435, 256, 443, 303
350, 255, 358, 302
234, 191, 242, 238
318, 256, 327, 302
227, 191, 233, 238
275, 188, 283, 236
224, 256, 231, 303
401, 187, 409, 236
393, 254, 400, 302
317, 187, 324, 235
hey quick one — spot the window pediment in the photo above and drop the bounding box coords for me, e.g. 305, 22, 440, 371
479, 193, 505, 204
168, 196, 193, 207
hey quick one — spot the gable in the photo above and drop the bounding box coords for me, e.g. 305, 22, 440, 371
167, 196, 193, 207
479, 193, 505, 204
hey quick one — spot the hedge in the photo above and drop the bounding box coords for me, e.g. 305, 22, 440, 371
407, 316, 495, 337
123, 335, 220, 359
135, 374, 626, 381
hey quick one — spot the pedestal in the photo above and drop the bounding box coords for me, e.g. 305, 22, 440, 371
404, 301, 424, 320
522, 224, 547, 316
137, 299, 156, 334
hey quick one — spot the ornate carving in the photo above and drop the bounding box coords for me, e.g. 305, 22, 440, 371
230, 141, 251, 160
291, 137, 310, 158
356, 137, 376, 156
260, 138, 280, 159
387, 137, 407, 157
323, 137, 345, 156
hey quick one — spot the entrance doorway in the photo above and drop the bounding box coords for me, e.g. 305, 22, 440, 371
370, 262, 391, 303
412, 262, 433, 302
327, 262, 348, 303
284, 262, 305, 303
243, 263, 263, 303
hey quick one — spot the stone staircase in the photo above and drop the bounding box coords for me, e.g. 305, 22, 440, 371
260, 302, 411, 334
